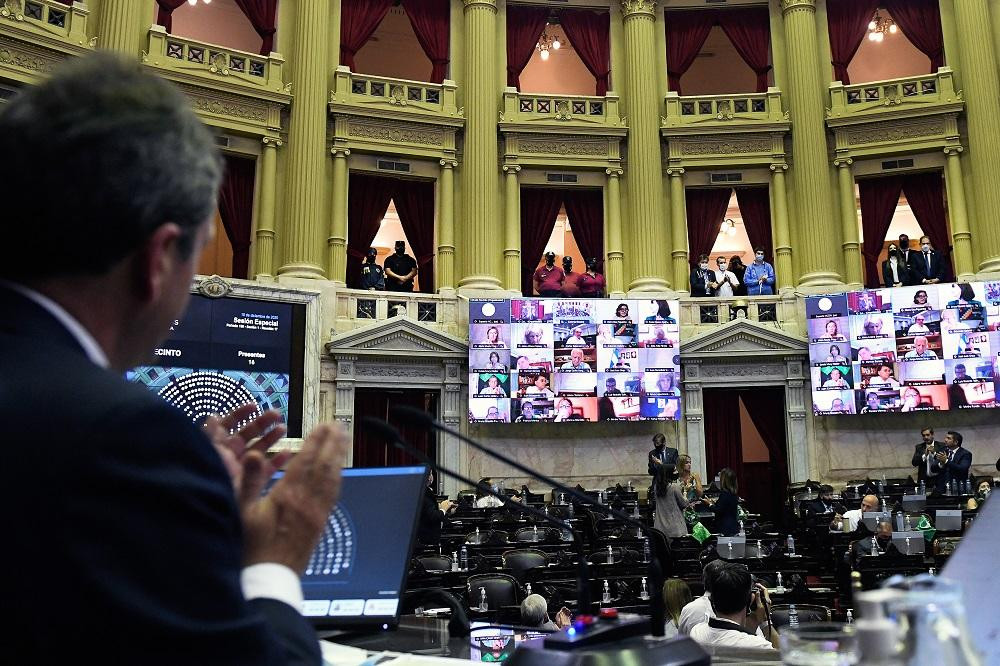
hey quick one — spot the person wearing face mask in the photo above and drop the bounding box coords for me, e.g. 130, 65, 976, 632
712, 257, 740, 298
849, 520, 899, 567
533, 251, 564, 296
742, 248, 775, 296
728, 256, 747, 296
881, 243, 910, 288
384, 240, 418, 292
690, 254, 717, 297
560, 256, 581, 297
911, 236, 945, 285
359, 247, 386, 290
897, 233, 917, 283
577, 257, 606, 298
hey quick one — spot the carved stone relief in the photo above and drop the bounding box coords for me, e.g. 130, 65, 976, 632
844, 119, 945, 146
348, 121, 444, 146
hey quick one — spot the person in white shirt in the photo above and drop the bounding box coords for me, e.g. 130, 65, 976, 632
678, 559, 767, 639
822, 368, 849, 389
564, 327, 587, 346
866, 363, 900, 389
689, 564, 779, 650
831, 493, 878, 532
712, 256, 740, 298
524, 374, 554, 399
560, 347, 592, 371
903, 336, 938, 359
906, 313, 931, 335
473, 478, 520, 508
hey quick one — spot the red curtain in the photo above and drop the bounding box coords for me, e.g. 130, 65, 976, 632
717, 7, 772, 93
685, 187, 732, 267
155, 0, 188, 32
506, 5, 550, 90
702, 390, 744, 485
665, 10, 716, 94
402, 0, 451, 84
217, 155, 256, 280
734, 186, 773, 257
859, 176, 905, 287
391, 178, 437, 293
827, 0, 879, 84
559, 9, 611, 96
233, 0, 278, 55
340, 0, 394, 71
347, 173, 394, 289
883, 0, 945, 73
739, 388, 789, 527
353, 389, 436, 467
902, 172, 953, 281
520, 187, 565, 295
562, 188, 605, 271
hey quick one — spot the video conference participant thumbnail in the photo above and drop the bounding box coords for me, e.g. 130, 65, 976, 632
469, 398, 510, 423
516, 370, 555, 399
556, 371, 598, 397
470, 372, 510, 398
598, 395, 641, 421
814, 390, 856, 415
513, 398, 555, 422
553, 397, 597, 422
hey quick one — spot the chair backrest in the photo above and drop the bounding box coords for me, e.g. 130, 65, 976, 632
769, 604, 831, 628
417, 555, 452, 572
514, 526, 554, 543
467, 573, 520, 609
502, 548, 548, 578
588, 546, 629, 565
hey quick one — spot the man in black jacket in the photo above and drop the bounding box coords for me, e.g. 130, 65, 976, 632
648, 433, 680, 476
417, 470, 455, 545
910, 236, 946, 285
0, 54, 347, 664
911, 426, 943, 487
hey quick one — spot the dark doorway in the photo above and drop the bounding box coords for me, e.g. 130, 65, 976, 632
702, 387, 789, 526
352, 388, 439, 472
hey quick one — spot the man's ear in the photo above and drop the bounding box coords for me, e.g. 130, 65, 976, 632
134, 223, 184, 303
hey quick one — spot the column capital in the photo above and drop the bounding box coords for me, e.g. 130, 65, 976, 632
665, 167, 685, 177
769, 163, 789, 172
502, 164, 522, 174
463, 0, 497, 11
440, 158, 459, 169
833, 157, 853, 168
781, 0, 816, 14
606, 167, 624, 177
262, 136, 283, 148
620, 0, 656, 20
943, 146, 964, 157
330, 147, 351, 158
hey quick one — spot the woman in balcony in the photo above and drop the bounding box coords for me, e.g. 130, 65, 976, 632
689, 254, 717, 297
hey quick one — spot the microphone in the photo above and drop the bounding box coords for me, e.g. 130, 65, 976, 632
361, 416, 594, 614
389, 404, 667, 639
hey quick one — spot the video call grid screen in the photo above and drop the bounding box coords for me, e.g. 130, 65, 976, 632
806, 282, 1000, 415
468, 298, 682, 423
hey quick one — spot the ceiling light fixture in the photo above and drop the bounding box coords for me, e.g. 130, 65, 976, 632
867, 11, 896, 43
536, 25, 561, 62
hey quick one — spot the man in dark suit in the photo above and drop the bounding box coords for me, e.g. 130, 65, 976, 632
0, 53, 347, 664
910, 236, 946, 285
897, 234, 918, 285
911, 426, 944, 487
801, 485, 842, 518
931, 431, 972, 492
648, 433, 680, 476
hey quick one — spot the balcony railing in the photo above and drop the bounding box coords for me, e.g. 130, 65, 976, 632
828, 67, 961, 120
330, 67, 460, 120
664, 88, 785, 129
501, 88, 623, 128
0, 0, 91, 47
333, 288, 461, 337
144, 25, 287, 94
678, 296, 802, 335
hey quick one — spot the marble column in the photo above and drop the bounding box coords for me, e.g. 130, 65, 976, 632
277, 0, 328, 279
502, 164, 521, 292
252, 137, 282, 280
780, 0, 842, 287
769, 164, 794, 292
621, 0, 670, 292
834, 158, 863, 288
666, 168, 689, 292
951, 0, 1000, 275
943, 147, 974, 280
605, 168, 625, 297
457, 0, 503, 292
438, 159, 458, 293
95, 0, 144, 56
327, 147, 350, 286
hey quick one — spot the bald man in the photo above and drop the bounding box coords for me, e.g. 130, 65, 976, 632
831, 494, 879, 532
560, 347, 592, 371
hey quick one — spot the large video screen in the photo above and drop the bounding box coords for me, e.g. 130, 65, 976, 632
468, 298, 682, 423
807, 282, 1000, 415
127, 294, 307, 436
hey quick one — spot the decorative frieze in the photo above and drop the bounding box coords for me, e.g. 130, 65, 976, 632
348, 120, 444, 146
519, 138, 607, 156
844, 118, 945, 146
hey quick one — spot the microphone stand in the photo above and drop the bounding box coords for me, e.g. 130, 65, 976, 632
389, 405, 666, 638
361, 417, 594, 614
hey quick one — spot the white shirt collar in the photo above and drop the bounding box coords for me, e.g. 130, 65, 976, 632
1, 280, 110, 368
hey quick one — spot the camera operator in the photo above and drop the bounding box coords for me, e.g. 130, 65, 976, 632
689, 564, 779, 650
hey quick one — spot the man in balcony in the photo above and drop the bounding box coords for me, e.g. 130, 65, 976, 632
533, 251, 564, 297
742, 248, 775, 296
712, 256, 740, 298
898, 234, 918, 284
384, 240, 418, 292
560, 256, 581, 297
360, 247, 386, 290
911, 236, 945, 286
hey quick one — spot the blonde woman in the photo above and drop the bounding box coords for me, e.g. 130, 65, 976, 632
677, 454, 703, 503
662, 578, 693, 638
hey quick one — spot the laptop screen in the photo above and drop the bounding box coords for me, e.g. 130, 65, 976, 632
268, 465, 427, 628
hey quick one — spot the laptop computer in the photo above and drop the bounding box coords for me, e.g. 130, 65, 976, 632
936, 509, 963, 531
268, 465, 427, 629
717, 536, 746, 559
891, 531, 926, 555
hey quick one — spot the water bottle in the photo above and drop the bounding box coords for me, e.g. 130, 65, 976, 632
451, 551, 459, 572
642, 537, 651, 563
882, 472, 887, 486
607, 545, 614, 564
567, 502, 575, 518
919, 479, 926, 495
474, 526, 480, 542
627, 480, 633, 491
877, 479, 884, 494
776, 572, 785, 593
460, 545, 468, 570
846, 609, 853, 624
786, 534, 796, 557
559, 492, 565, 504
895, 511, 904, 532
526, 583, 532, 595
871, 536, 880, 556
928, 567, 936, 576
905, 537, 912, 555
598, 490, 604, 505
727, 541, 734, 558
632, 504, 639, 518
739, 520, 745, 536
904, 514, 912, 531
479, 587, 488, 611
757, 539, 763, 558
532, 524, 538, 539
602, 580, 611, 605
640, 577, 649, 600
788, 604, 799, 628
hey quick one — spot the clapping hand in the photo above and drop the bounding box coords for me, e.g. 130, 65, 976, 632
935, 451, 948, 464
204, 404, 289, 495
555, 607, 573, 628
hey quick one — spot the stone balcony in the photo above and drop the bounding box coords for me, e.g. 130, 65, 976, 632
0, 0, 93, 84
678, 295, 804, 339
331, 287, 463, 338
